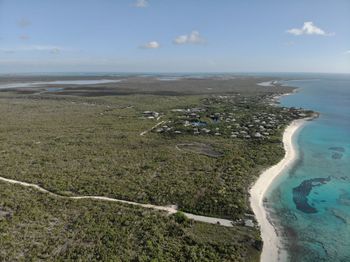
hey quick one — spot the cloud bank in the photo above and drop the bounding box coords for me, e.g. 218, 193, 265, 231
287, 22, 333, 36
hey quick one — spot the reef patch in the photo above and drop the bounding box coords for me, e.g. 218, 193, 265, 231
329, 146, 345, 160
293, 177, 331, 213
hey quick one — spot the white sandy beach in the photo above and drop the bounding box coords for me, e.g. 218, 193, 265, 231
250, 118, 309, 262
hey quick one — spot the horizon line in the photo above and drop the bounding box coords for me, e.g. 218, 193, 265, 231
1, 71, 349, 76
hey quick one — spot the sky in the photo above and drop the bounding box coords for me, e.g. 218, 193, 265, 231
0, 0, 349, 73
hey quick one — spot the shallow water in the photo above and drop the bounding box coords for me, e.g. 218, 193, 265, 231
267, 75, 350, 261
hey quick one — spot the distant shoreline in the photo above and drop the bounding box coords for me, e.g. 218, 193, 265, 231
250, 116, 313, 262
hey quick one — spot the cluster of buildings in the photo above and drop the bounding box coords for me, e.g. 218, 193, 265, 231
143, 95, 310, 139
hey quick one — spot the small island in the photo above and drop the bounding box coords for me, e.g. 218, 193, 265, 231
0, 76, 315, 261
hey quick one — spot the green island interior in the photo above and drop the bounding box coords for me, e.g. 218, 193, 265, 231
0, 76, 313, 261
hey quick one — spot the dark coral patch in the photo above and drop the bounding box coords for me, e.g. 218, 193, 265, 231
293, 177, 331, 213
332, 152, 343, 159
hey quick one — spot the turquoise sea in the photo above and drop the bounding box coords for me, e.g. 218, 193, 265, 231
267, 75, 350, 261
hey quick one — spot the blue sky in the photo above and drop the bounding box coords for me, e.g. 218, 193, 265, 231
0, 0, 349, 73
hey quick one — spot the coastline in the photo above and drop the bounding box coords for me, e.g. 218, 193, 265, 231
250, 117, 311, 262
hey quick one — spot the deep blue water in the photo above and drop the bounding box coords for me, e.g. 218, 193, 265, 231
267, 75, 350, 261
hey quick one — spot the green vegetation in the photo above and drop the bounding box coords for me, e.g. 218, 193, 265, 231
0, 182, 260, 261
172, 211, 189, 224
0, 77, 312, 260
0, 91, 310, 220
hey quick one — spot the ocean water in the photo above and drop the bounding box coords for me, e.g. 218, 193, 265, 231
267, 75, 350, 261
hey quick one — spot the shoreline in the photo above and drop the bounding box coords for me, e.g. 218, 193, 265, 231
250, 117, 311, 262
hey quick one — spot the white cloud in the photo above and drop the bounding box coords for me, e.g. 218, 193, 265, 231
140, 41, 160, 49
344, 50, 350, 54
134, 0, 148, 8
173, 31, 205, 45
287, 22, 333, 36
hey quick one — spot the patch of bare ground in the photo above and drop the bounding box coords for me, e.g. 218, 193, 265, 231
176, 142, 224, 158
